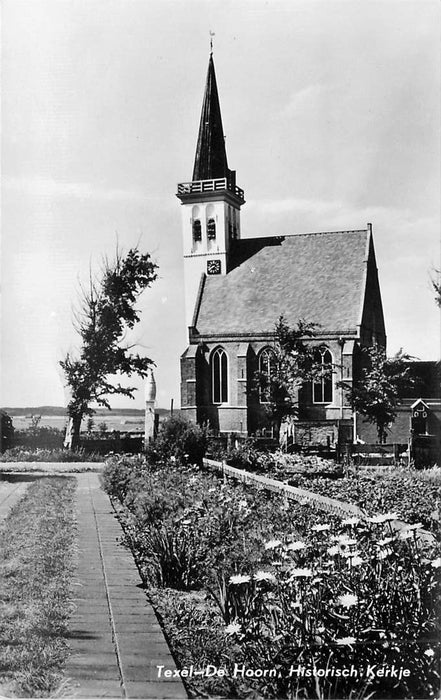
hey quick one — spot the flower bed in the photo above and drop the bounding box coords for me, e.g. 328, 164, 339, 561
290, 469, 441, 537
101, 455, 441, 699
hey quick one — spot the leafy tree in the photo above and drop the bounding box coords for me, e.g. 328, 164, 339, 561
256, 316, 329, 436
432, 269, 441, 308
341, 345, 414, 444
60, 247, 158, 449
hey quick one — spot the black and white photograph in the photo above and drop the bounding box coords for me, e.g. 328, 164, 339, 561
1, 1, 440, 698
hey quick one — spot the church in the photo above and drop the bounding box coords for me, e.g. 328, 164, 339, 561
177, 52, 387, 446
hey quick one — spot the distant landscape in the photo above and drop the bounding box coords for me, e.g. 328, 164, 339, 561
1, 406, 171, 433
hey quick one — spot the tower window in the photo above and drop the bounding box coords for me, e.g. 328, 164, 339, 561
192, 220, 202, 241
207, 218, 216, 240
313, 348, 333, 404
258, 348, 276, 403
211, 348, 228, 404
228, 222, 238, 240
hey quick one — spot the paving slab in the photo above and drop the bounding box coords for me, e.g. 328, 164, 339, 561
64, 471, 187, 699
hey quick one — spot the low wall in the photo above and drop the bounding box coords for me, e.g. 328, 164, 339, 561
203, 458, 435, 544
203, 458, 363, 518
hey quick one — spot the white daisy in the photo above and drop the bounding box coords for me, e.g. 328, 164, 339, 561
225, 621, 241, 635
335, 636, 356, 645
287, 541, 307, 552
348, 556, 364, 567
337, 593, 358, 608
341, 517, 360, 526
288, 567, 313, 579
254, 570, 276, 583
327, 545, 341, 557
229, 573, 251, 585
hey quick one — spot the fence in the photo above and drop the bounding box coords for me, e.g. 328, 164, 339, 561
203, 458, 364, 518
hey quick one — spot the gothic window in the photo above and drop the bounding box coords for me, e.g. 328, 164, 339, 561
192, 219, 202, 242
207, 218, 216, 240
258, 348, 276, 403
313, 348, 333, 404
211, 347, 228, 404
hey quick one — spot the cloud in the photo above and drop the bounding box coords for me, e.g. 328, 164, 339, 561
281, 83, 332, 117
3, 175, 150, 203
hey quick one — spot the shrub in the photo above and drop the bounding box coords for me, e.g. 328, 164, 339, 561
0, 447, 102, 463
99, 454, 147, 501
154, 416, 208, 465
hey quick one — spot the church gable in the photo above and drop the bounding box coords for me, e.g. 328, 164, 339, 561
193, 229, 371, 337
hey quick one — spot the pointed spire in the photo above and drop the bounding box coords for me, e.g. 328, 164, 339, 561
192, 55, 229, 181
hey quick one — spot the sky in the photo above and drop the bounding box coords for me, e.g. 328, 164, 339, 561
1, 0, 440, 410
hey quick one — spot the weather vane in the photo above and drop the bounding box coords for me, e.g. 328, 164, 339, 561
209, 30, 215, 54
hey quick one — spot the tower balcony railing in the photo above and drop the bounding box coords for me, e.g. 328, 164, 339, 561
177, 177, 244, 202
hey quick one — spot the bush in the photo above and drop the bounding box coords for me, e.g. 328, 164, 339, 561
99, 454, 147, 500
154, 416, 208, 465
12, 426, 64, 451
0, 447, 102, 462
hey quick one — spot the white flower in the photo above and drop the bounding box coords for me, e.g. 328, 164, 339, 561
367, 514, 388, 524
264, 539, 282, 550
335, 636, 357, 645
288, 567, 313, 579
341, 517, 360, 526
430, 557, 441, 568
327, 545, 341, 557
312, 523, 331, 532
254, 570, 276, 583
337, 593, 358, 608
424, 648, 435, 657
229, 574, 251, 585
399, 530, 413, 540
225, 621, 241, 635
339, 537, 357, 547
181, 518, 192, 525
348, 556, 364, 567
287, 540, 307, 552
377, 537, 395, 546
238, 499, 248, 510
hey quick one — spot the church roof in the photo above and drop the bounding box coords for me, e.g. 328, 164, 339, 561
194, 229, 373, 336
192, 55, 229, 181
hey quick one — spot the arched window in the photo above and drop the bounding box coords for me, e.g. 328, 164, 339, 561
258, 348, 276, 403
207, 218, 216, 240
192, 219, 202, 242
313, 348, 333, 403
211, 348, 228, 404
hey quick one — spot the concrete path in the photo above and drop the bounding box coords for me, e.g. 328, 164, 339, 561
65, 472, 187, 699
0, 480, 30, 521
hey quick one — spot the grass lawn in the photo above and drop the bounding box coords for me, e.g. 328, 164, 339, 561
0, 476, 76, 697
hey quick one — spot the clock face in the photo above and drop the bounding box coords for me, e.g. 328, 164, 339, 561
207, 259, 221, 275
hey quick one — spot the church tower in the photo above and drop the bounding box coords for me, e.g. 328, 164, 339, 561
177, 51, 245, 328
